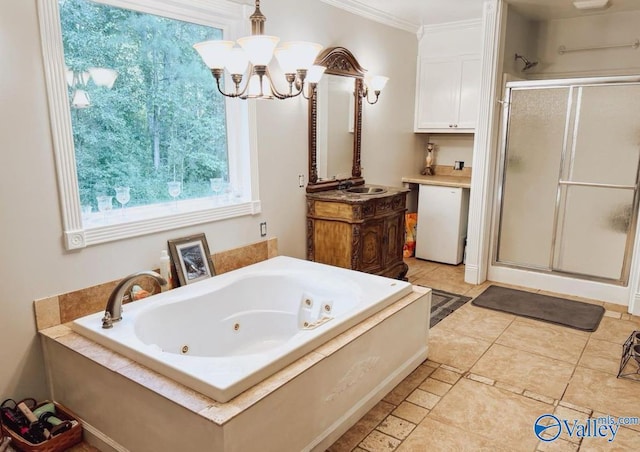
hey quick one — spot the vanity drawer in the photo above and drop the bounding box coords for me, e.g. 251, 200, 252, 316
376, 194, 406, 215
312, 200, 359, 221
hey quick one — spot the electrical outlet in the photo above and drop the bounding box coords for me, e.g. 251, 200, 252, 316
260, 221, 267, 237
298, 174, 305, 188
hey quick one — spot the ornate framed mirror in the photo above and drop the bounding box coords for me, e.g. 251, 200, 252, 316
307, 47, 365, 193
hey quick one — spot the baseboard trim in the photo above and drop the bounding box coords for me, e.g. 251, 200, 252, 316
81, 419, 129, 452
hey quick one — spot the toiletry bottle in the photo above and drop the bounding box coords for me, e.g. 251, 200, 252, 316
160, 250, 172, 291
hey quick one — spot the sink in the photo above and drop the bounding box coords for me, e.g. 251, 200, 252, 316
345, 186, 387, 195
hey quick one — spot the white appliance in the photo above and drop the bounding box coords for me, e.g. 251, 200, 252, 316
416, 185, 470, 264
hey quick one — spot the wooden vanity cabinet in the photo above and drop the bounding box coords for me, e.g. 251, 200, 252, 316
306, 188, 409, 280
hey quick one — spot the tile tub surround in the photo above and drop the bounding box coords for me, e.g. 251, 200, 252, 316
40, 287, 430, 451
327, 258, 640, 451
34, 238, 278, 331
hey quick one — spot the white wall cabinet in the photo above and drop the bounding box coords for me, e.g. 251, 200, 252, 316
414, 20, 482, 133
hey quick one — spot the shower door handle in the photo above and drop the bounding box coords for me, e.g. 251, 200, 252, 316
558, 180, 636, 190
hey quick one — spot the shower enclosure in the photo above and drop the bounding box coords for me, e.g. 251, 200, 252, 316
494, 76, 640, 284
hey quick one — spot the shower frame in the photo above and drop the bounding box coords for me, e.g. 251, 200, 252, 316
492, 75, 640, 286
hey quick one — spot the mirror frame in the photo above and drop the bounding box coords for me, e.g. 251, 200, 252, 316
307, 47, 366, 193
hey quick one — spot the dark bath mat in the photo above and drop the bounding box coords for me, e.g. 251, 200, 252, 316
472, 285, 605, 332
429, 288, 471, 328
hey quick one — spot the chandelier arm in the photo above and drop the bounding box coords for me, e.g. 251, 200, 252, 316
366, 91, 380, 105
360, 86, 380, 105
211, 69, 242, 98
264, 66, 303, 99
301, 81, 313, 100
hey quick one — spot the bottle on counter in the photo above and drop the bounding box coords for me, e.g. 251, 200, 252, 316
159, 250, 172, 291
421, 142, 435, 176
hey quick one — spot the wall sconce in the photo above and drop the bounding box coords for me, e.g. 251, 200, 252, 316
362, 75, 389, 105
193, 0, 324, 100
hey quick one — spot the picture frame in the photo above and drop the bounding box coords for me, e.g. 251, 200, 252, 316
167, 233, 215, 286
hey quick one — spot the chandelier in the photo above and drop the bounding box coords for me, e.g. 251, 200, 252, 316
193, 0, 326, 100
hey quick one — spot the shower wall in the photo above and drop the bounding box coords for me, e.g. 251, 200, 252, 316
495, 78, 640, 284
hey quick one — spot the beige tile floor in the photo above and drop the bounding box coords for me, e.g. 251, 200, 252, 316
326, 257, 640, 452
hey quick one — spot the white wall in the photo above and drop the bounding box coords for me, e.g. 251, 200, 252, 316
502, 8, 539, 77
536, 10, 640, 78
0, 0, 419, 401
418, 134, 475, 170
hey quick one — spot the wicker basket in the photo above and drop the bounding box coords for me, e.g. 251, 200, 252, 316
0, 401, 82, 452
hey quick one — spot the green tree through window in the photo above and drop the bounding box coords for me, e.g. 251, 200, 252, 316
59, 0, 229, 210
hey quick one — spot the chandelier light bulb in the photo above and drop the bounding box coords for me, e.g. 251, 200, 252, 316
225, 48, 250, 75
193, 40, 234, 69
238, 35, 279, 66
88, 67, 118, 89
65, 67, 74, 87
307, 65, 326, 84
71, 89, 91, 108
275, 41, 323, 73
366, 75, 389, 92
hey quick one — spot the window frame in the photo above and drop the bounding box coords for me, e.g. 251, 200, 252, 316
38, 0, 261, 250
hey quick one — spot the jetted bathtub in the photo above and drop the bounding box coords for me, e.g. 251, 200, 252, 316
71, 256, 413, 403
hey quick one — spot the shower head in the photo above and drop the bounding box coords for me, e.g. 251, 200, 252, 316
515, 53, 538, 72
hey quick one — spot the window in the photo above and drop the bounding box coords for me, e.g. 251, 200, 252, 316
39, 0, 260, 250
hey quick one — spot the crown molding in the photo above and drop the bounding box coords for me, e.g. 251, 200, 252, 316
420, 18, 482, 33
319, 0, 420, 34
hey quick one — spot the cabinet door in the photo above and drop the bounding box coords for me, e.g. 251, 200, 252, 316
414, 56, 480, 133
360, 220, 384, 273
383, 213, 405, 267
415, 57, 459, 130
456, 56, 481, 130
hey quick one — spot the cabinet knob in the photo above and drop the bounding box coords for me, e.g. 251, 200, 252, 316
449, 124, 453, 128
454, 124, 458, 128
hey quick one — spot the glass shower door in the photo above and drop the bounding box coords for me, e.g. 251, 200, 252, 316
497, 86, 569, 269
552, 84, 640, 281
496, 80, 640, 284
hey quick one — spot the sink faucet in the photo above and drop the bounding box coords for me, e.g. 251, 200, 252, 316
102, 271, 167, 329
337, 179, 354, 190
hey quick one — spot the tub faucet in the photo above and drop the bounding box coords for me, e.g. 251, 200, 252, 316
102, 271, 167, 329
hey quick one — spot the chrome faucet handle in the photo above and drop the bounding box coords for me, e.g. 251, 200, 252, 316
101, 311, 113, 329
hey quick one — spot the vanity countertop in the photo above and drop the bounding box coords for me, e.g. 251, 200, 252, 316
306, 184, 409, 202
402, 165, 472, 189
402, 174, 471, 189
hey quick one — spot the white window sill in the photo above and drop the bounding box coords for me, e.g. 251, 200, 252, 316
65, 197, 261, 249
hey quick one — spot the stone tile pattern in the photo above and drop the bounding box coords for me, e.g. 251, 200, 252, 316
212, 237, 277, 274
327, 257, 640, 452
33, 238, 278, 330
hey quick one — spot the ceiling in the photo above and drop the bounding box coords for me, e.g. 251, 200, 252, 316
320, 0, 640, 32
